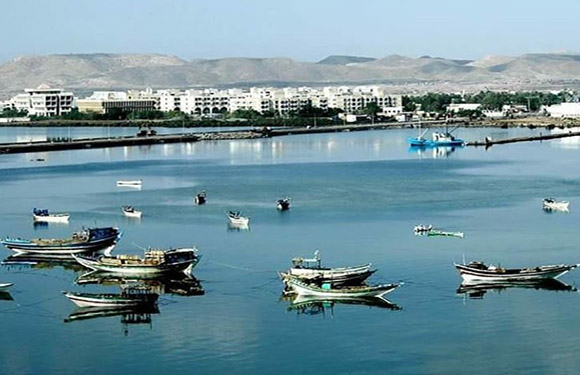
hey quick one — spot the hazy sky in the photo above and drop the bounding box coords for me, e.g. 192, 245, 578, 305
1, 0, 578, 62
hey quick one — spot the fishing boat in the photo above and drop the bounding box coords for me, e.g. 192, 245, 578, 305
1, 227, 121, 255
408, 126, 464, 147
116, 180, 143, 188
277, 198, 290, 211
0, 283, 13, 290
427, 230, 464, 238
284, 251, 374, 286
64, 287, 159, 308
73, 247, 200, 275
32, 208, 70, 223
455, 261, 578, 283
413, 224, 433, 234
194, 191, 207, 205
228, 211, 250, 226
543, 198, 570, 211
122, 206, 142, 218
282, 274, 401, 299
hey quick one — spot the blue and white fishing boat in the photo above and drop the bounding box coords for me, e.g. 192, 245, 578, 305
408, 126, 464, 147
1, 227, 121, 255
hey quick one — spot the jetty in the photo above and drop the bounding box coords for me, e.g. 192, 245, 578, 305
466, 130, 580, 147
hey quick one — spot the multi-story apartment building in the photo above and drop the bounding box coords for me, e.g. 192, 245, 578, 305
77, 91, 156, 114
10, 85, 74, 116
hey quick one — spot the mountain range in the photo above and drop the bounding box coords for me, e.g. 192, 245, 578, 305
0, 52, 579, 94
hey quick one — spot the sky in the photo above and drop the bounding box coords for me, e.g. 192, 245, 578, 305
1, 0, 579, 63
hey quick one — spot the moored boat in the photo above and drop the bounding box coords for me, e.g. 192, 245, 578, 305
228, 211, 250, 226
74, 247, 200, 275
122, 206, 142, 218
427, 230, 464, 238
282, 274, 401, 299
284, 251, 374, 286
116, 180, 143, 187
413, 224, 433, 234
408, 130, 464, 147
1, 227, 121, 255
32, 208, 70, 223
0, 282, 13, 289
277, 198, 290, 211
455, 261, 578, 283
194, 191, 207, 205
543, 198, 570, 211
64, 287, 159, 308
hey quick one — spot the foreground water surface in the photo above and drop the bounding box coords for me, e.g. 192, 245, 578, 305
1, 127, 580, 375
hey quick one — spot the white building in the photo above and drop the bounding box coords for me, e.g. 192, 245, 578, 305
10, 85, 74, 116
543, 103, 580, 118
447, 103, 481, 113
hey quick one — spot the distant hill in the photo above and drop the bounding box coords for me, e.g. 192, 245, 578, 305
317, 55, 377, 65
0, 52, 579, 93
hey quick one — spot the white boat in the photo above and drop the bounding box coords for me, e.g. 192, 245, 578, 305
0, 283, 13, 289
74, 247, 200, 275
413, 224, 433, 234
283, 275, 401, 299
455, 261, 578, 284
64, 287, 159, 308
284, 251, 374, 286
428, 230, 464, 239
32, 208, 70, 223
122, 206, 142, 218
543, 198, 570, 211
228, 211, 250, 226
116, 180, 143, 187
277, 198, 290, 211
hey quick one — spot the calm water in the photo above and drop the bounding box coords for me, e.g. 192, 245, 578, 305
1, 127, 580, 375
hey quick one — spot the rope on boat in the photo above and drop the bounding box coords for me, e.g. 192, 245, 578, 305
206, 259, 274, 273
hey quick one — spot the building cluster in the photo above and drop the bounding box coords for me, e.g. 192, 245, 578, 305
0, 85, 74, 117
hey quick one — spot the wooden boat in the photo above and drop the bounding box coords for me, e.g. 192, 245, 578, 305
122, 205, 142, 218
228, 211, 250, 226
1, 227, 121, 255
455, 261, 578, 283
116, 180, 143, 187
277, 198, 290, 211
543, 198, 570, 211
74, 247, 200, 275
282, 274, 401, 299
284, 251, 374, 286
0, 283, 13, 290
427, 230, 464, 238
32, 208, 70, 223
194, 191, 207, 205
64, 287, 159, 308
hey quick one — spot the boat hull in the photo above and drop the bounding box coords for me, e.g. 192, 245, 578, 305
2, 234, 120, 255
543, 202, 570, 211
65, 292, 158, 308
408, 137, 465, 147
33, 214, 70, 223
229, 217, 250, 226
288, 264, 374, 286
284, 276, 401, 298
123, 210, 142, 218
455, 263, 576, 283
0, 283, 13, 289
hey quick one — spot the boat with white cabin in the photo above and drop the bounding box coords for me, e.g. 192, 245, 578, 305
32, 208, 70, 223
543, 198, 570, 211
455, 261, 578, 284
74, 247, 200, 275
228, 211, 250, 226
122, 205, 142, 218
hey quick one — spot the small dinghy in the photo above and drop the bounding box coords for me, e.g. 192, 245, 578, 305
74, 247, 200, 275
455, 261, 578, 284
116, 180, 143, 188
64, 286, 159, 308
1, 227, 121, 255
122, 205, 142, 218
277, 198, 290, 211
32, 208, 70, 223
228, 211, 250, 226
282, 274, 401, 299
543, 198, 570, 212
283, 251, 374, 286
0, 283, 13, 290
194, 191, 207, 205
427, 230, 464, 239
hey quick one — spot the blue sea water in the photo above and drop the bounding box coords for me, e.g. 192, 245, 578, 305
1, 127, 580, 375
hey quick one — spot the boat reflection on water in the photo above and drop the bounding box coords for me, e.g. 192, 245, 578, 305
283, 294, 401, 317
0, 291, 14, 301
409, 145, 460, 159
456, 279, 577, 299
2, 253, 86, 272
75, 271, 205, 297
64, 303, 160, 335
227, 222, 250, 232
